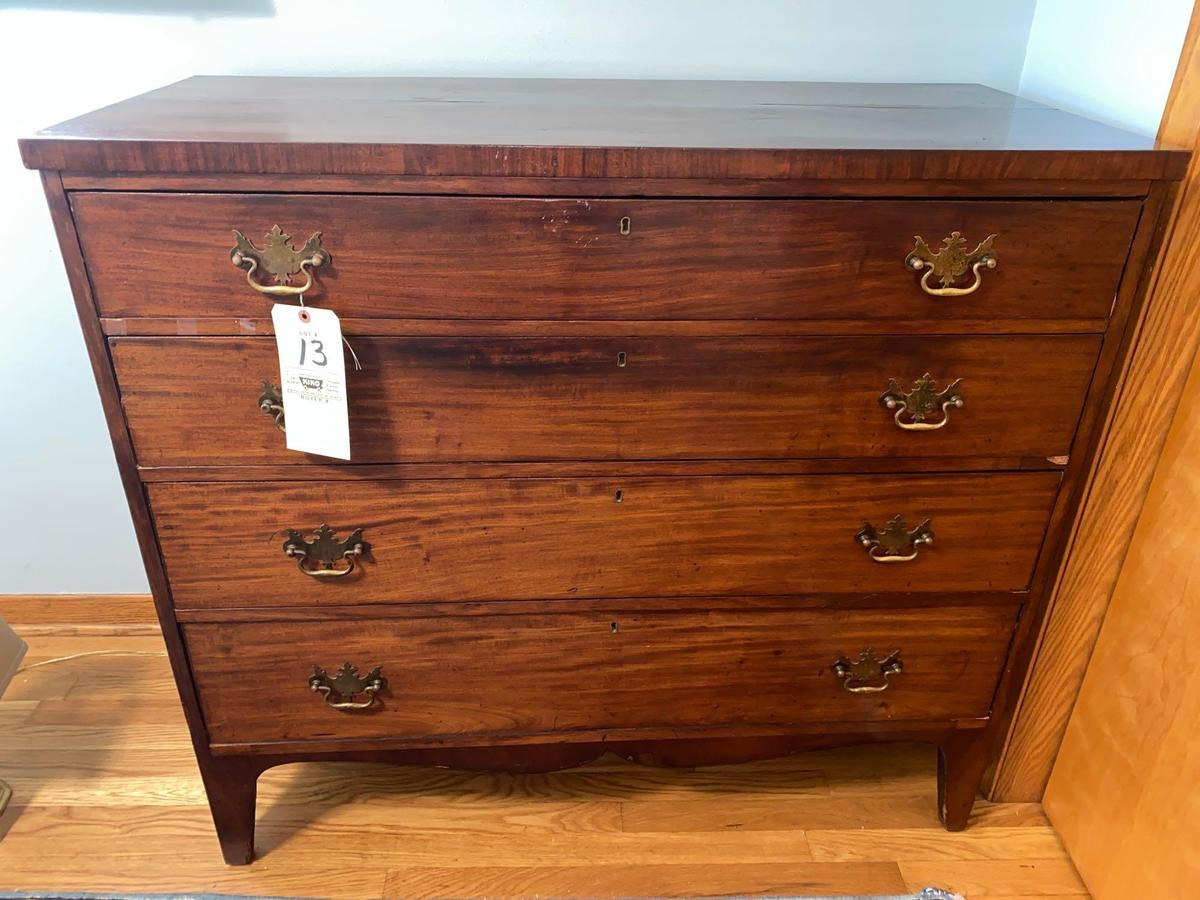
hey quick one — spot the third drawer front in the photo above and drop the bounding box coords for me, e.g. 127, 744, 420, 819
114, 334, 1100, 465
186, 606, 1019, 746
150, 472, 1061, 609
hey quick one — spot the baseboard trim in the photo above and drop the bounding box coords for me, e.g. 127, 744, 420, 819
0, 594, 157, 626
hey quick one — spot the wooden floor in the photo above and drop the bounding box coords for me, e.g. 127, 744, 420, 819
0, 595, 1088, 899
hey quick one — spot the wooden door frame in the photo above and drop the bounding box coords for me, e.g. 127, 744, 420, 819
989, 1, 1200, 801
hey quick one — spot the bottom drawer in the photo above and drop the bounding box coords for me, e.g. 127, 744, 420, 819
187, 606, 1018, 746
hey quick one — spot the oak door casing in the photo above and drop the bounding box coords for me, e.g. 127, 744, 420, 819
112, 334, 1102, 466
1043, 340, 1200, 897
988, 4, 1200, 803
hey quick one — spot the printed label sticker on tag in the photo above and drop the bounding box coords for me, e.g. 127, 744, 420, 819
270, 303, 350, 460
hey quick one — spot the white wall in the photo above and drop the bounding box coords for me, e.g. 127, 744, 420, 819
1020, 0, 1193, 136
0, 0, 1183, 593
0, 0, 1043, 594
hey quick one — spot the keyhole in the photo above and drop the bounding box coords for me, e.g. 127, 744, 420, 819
619, 216, 631, 235
614, 489, 624, 503
610, 622, 619, 633
617, 351, 628, 368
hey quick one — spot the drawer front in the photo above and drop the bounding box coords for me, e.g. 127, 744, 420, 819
75, 193, 1138, 322
150, 473, 1060, 609
114, 334, 1100, 466
186, 605, 1019, 745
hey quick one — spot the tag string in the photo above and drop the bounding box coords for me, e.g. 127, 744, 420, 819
344, 336, 363, 371
298, 293, 361, 371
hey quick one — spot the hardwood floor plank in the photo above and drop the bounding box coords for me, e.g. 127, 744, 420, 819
14, 634, 168, 660
0, 804, 812, 868
1, 671, 77, 701
13, 624, 163, 637
808, 825, 1066, 862
0, 745, 201, 776
258, 756, 832, 804
257, 797, 626, 836
901, 859, 1089, 896
27, 697, 187, 726
0, 722, 193, 749
381, 862, 909, 899
0, 806, 386, 900
968, 801, 1051, 828
0, 702, 39, 725
0, 593, 156, 626
620, 794, 936, 832
10, 778, 207, 808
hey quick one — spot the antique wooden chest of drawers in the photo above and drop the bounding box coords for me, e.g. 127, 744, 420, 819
21, 77, 1187, 865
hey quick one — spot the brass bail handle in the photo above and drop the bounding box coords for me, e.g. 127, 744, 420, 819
832, 649, 903, 693
855, 516, 933, 563
905, 231, 997, 297
258, 381, 286, 432
880, 375, 963, 432
282, 524, 370, 579
309, 663, 386, 710
230, 225, 329, 297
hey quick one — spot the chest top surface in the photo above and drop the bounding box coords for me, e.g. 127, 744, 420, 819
18, 76, 1188, 181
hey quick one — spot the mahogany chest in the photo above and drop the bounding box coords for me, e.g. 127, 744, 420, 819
21, 77, 1187, 864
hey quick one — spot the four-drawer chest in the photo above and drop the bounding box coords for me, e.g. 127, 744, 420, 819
21, 77, 1187, 864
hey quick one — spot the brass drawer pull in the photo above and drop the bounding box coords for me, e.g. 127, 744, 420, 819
230, 225, 329, 297
283, 524, 370, 578
309, 662, 386, 710
258, 381, 286, 432
905, 231, 997, 297
833, 649, 903, 693
855, 516, 933, 563
880, 374, 963, 431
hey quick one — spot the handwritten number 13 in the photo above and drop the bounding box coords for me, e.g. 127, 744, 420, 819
298, 337, 328, 367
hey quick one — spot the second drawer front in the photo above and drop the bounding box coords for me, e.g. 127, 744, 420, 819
114, 334, 1100, 465
150, 473, 1061, 609
186, 606, 1019, 745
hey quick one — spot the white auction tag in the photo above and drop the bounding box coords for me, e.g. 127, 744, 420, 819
270, 303, 350, 460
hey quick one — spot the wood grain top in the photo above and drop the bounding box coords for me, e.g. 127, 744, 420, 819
19, 76, 1189, 180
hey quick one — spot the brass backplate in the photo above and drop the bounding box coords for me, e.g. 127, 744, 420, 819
905, 231, 997, 288
231, 225, 327, 285
283, 525, 370, 568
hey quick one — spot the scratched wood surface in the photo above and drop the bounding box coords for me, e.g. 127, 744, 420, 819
0, 595, 1088, 898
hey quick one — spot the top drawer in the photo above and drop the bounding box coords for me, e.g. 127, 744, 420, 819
72, 193, 1139, 323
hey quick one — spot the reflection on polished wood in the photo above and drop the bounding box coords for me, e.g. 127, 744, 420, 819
0, 596, 1087, 898
18, 78, 1186, 180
